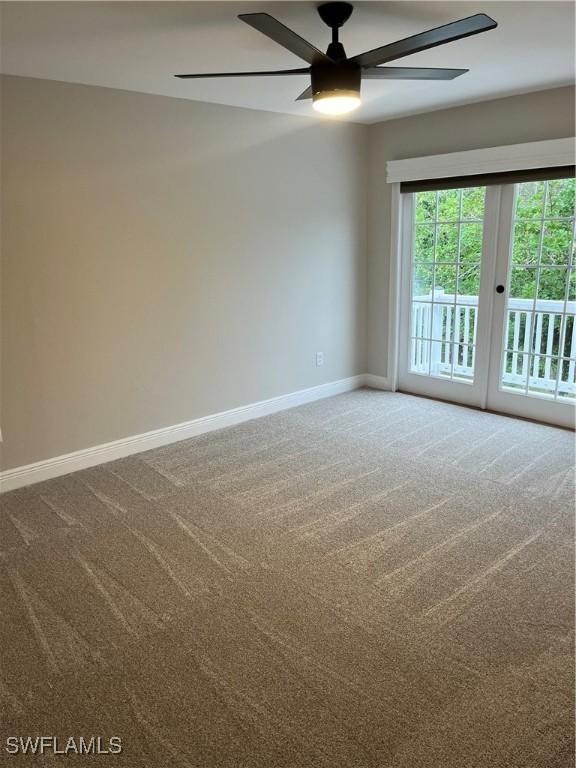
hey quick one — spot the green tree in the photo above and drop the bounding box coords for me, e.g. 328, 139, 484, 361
414, 187, 485, 296
413, 179, 575, 300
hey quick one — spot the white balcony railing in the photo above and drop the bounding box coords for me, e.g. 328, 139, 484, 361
411, 289, 576, 396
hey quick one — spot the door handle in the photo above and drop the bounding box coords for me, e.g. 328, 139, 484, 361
496, 284, 505, 294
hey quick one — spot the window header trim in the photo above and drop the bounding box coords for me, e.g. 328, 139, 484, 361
387, 138, 575, 186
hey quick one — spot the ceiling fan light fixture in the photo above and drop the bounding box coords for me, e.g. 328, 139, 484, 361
312, 90, 361, 115
310, 61, 361, 116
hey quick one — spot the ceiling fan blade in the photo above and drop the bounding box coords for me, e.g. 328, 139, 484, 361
238, 13, 332, 65
175, 68, 309, 79
350, 13, 497, 68
295, 86, 313, 101
362, 66, 468, 80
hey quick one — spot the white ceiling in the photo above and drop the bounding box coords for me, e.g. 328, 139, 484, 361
1, 1, 574, 124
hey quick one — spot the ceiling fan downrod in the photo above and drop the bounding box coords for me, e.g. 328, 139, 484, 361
318, 2, 354, 61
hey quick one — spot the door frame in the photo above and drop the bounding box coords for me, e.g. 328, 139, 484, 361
386, 138, 576, 427
391, 180, 576, 429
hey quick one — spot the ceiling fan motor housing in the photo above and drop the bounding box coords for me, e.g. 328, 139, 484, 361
317, 3, 354, 30
311, 62, 361, 99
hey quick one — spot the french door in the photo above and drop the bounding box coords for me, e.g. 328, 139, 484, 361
398, 177, 576, 428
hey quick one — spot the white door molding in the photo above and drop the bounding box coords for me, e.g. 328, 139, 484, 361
387, 182, 402, 391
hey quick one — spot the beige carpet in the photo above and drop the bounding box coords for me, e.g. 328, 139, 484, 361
0, 389, 574, 767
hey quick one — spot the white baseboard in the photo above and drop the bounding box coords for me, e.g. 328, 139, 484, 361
364, 374, 390, 391
0, 375, 368, 492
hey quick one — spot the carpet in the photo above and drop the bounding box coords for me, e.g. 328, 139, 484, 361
0, 389, 574, 767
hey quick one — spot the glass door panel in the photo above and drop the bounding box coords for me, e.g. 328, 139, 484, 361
409, 188, 484, 383
500, 179, 575, 400
487, 178, 575, 428
399, 185, 496, 409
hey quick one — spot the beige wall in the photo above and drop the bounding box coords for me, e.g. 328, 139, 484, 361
0, 75, 367, 469
366, 86, 576, 378
2, 76, 574, 472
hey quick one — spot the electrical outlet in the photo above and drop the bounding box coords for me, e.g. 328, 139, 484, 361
316, 352, 324, 367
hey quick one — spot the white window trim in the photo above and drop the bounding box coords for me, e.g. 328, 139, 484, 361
386, 137, 575, 184
386, 137, 576, 390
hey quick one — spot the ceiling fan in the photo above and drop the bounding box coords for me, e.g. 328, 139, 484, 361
175, 3, 497, 116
